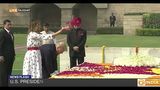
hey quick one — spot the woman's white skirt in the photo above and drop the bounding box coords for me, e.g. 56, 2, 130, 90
23, 50, 42, 78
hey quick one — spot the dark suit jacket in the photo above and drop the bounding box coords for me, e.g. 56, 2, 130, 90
0, 28, 15, 58
40, 44, 58, 79
110, 15, 116, 23
0, 28, 15, 86
67, 28, 87, 57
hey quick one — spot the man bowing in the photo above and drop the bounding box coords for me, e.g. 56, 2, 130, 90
40, 42, 66, 79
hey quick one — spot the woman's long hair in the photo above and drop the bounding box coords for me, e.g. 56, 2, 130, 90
28, 20, 42, 34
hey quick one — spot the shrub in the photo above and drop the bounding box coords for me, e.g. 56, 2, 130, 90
124, 12, 145, 16
96, 27, 123, 34
136, 28, 160, 36
143, 13, 160, 29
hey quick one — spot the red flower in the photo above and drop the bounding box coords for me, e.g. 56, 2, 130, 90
56, 62, 156, 77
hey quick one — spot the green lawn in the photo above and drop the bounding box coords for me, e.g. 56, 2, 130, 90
87, 35, 160, 47
14, 34, 160, 47
12, 34, 27, 74
12, 34, 160, 75
12, 50, 25, 75
14, 34, 27, 46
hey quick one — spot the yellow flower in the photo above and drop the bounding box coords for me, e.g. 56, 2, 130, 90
151, 68, 160, 74
105, 65, 110, 69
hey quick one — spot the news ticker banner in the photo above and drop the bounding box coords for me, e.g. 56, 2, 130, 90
9, 8, 30, 13
8, 75, 160, 87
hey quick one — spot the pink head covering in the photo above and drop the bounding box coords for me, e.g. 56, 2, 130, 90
66, 17, 81, 27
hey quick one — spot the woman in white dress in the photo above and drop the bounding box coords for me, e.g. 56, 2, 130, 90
23, 21, 67, 78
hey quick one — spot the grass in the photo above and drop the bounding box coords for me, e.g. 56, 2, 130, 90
14, 34, 160, 47
86, 35, 160, 47
12, 50, 25, 75
14, 34, 27, 46
12, 34, 160, 74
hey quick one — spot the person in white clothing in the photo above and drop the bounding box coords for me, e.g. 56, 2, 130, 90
40, 23, 56, 45
23, 20, 67, 78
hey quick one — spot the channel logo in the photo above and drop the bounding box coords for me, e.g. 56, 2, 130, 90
137, 79, 160, 87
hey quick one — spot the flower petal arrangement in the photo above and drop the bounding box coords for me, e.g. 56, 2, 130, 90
50, 62, 160, 79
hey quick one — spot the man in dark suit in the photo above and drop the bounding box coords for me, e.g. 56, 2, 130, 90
40, 42, 65, 79
67, 17, 87, 68
0, 19, 15, 87
110, 13, 116, 27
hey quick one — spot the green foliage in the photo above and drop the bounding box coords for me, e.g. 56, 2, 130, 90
124, 12, 145, 15
143, 13, 160, 29
136, 28, 160, 36
96, 27, 123, 34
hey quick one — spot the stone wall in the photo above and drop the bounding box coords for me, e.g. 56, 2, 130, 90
97, 8, 108, 27
1, 3, 160, 32
123, 15, 143, 35
61, 8, 73, 27
105, 4, 160, 27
